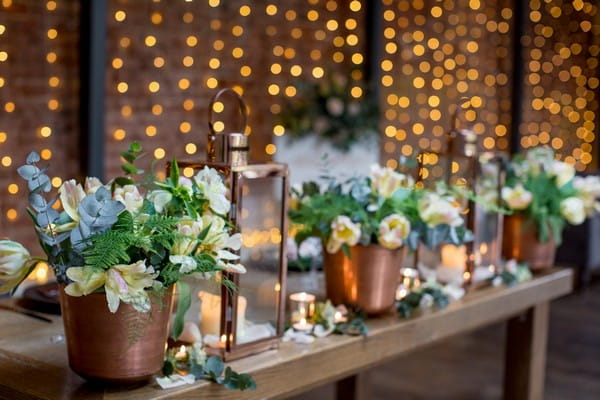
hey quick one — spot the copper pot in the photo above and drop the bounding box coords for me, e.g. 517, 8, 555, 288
322, 244, 404, 315
502, 214, 556, 270
59, 285, 174, 384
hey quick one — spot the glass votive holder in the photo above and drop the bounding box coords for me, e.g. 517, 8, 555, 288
289, 292, 316, 323
396, 267, 421, 300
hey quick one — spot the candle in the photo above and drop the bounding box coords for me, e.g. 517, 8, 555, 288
198, 291, 247, 337
292, 318, 314, 332
289, 292, 316, 322
174, 345, 187, 360
396, 267, 420, 300
334, 311, 347, 324
437, 244, 467, 284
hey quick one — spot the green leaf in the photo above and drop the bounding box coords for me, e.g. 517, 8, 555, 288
342, 243, 351, 258
121, 162, 138, 175
113, 177, 134, 187
129, 141, 142, 153
120, 151, 136, 163
170, 158, 180, 187
171, 280, 191, 340
205, 356, 225, 379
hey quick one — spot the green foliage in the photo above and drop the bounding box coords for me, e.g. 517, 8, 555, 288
505, 153, 577, 244
120, 141, 144, 176
396, 286, 449, 319
276, 72, 379, 152
122, 307, 154, 354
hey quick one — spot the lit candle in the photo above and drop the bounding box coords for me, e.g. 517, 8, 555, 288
396, 267, 420, 300
289, 292, 316, 322
437, 244, 467, 284
334, 311, 347, 324
292, 318, 314, 332
198, 291, 247, 337
174, 345, 187, 360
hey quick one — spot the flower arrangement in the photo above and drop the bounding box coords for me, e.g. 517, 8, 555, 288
501, 147, 600, 244
0, 143, 245, 338
276, 72, 379, 152
288, 164, 472, 254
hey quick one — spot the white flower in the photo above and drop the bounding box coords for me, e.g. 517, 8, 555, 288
501, 184, 533, 211
0, 240, 31, 294
286, 237, 299, 261
113, 185, 144, 213
573, 176, 600, 216
560, 197, 585, 225
526, 147, 554, 174
201, 213, 228, 250
178, 176, 193, 194
370, 164, 414, 198
172, 217, 204, 255
326, 216, 361, 254
378, 214, 411, 250
84, 177, 103, 194
298, 237, 322, 259
65, 260, 158, 313
169, 255, 197, 274
418, 193, 463, 227
59, 179, 86, 222
326, 97, 344, 117
548, 160, 575, 187
194, 167, 230, 215
148, 189, 172, 213
189, 342, 207, 366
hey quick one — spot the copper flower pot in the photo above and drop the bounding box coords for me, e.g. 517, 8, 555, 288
323, 244, 404, 315
59, 286, 174, 384
502, 215, 556, 270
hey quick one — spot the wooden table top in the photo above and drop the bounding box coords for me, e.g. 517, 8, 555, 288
0, 268, 572, 400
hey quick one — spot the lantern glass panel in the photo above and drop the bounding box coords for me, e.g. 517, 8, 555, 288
473, 156, 504, 275
236, 175, 285, 344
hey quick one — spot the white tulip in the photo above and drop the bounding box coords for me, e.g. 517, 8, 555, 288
59, 179, 86, 222
573, 176, 600, 216
326, 216, 361, 254
501, 184, 533, 211
194, 167, 231, 215
378, 213, 411, 250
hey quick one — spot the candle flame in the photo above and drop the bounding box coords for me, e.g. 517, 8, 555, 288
300, 317, 307, 325
220, 334, 227, 343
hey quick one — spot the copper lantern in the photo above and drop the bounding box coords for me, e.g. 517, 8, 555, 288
177, 89, 288, 360
415, 102, 505, 286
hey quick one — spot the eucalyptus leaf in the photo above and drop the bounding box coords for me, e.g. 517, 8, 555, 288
26, 151, 41, 164
205, 356, 225, 379
17, 164, 40, 180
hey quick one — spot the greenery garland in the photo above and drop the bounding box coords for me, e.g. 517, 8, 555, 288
276, 72, 379, 152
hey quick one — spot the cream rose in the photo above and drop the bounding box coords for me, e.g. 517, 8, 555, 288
378, 214, 411, 250
370, 164, 414, 198
418, 193, 463, 227
326, 215, 361, 254
560, 197, 585, 225
501, 184, 533, 211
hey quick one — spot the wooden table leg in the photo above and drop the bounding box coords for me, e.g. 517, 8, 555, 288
336, 372, 369, 400
503, 302, 550, 400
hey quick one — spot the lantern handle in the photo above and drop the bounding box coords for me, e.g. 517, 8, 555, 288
450, 97, 471, 132
207, 88, 248, 162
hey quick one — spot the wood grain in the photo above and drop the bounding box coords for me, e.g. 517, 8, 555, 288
504, 303, 550, 400
0, 268, 572, 400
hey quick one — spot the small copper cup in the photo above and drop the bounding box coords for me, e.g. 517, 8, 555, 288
323, 244, 404, 315
502, 214, 556, 270
60, 285, 174, 384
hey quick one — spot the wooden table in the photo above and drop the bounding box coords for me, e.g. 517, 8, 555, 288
0, 268, 572, 400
